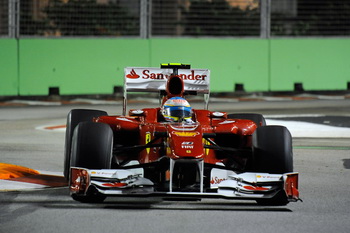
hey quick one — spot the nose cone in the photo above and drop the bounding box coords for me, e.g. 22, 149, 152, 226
167, 125, 204, 160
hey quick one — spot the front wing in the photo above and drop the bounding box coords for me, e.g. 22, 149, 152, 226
70, 167, 300, 202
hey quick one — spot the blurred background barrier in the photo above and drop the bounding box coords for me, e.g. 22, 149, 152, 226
0, 0, 349, 96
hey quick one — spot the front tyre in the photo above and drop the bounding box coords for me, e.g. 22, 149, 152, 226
252, 126, 293, 174
252, 126, 293, 206
64, 109, 107, 180
70, 122, 113, 203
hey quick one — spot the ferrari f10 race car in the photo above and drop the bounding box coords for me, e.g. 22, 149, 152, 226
64, 63, 300, 205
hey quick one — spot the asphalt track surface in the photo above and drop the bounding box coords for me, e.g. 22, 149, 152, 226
0, 98, 350, 233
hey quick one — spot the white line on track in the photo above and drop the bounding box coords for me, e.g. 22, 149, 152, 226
266, 119, 350, 138
0, 179, 47, 191
0, 171, 65, 192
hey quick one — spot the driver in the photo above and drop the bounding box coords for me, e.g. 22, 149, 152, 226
161, 97, 193, 123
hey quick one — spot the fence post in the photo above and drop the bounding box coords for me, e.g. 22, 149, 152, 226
260, 0, 271, 38
140, 0, 151, 38
8, 0, 16, 38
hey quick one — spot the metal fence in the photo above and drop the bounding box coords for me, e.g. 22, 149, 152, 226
0, 0, 9, 36
271, 0, 350, 36
1, 0, 350, 38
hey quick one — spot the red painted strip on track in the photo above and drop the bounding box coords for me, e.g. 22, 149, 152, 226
0, 102, 27, 107
44, 125, 66, 130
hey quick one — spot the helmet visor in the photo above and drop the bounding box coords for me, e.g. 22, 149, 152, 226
164, 106, 192, 120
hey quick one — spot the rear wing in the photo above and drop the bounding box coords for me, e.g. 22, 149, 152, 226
124, 67, 210, 93
123, 65, 210, 115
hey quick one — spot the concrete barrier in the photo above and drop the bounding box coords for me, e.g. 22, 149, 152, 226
1, 38, 349, 96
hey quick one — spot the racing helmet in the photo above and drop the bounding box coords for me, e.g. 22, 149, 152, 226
161, 97, 192, 122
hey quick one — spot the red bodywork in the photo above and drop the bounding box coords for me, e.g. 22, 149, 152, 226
95, 75, 257, 169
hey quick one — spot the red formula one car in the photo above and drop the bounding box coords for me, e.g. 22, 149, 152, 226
64, 63, 300, 205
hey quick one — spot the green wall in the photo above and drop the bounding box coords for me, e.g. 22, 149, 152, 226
0, 38, 349, 96
0, 39, 18, 96
19, 39, 150, 95
270, 39, 350, 91
150, 39, 269, 92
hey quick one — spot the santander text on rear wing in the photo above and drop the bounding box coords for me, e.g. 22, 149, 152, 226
124, 67, 210, 94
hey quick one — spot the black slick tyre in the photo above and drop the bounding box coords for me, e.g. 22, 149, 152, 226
252, 125, 293, 174
64, 109, 107, 180
70, 121, 113, 203
252, 125, 293, 206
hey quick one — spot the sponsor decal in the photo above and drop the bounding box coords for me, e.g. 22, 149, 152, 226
143, 69, 207, 81
145, 132, 151, 154
242, 186, 270, 191
210, 176, 227, 185
102, 182, 127, 187
90, 171, 114, 176
142, 70, 169, 80
126, 69, 140, 79
181, 141, 194, 149
256, 175, 280, 179
202, 138, 210, 155
166, 146, 171, 155
124, 68, 210, 94
168, 98, 189, 105
172, 131, 199, 137
126, 69, 207, 81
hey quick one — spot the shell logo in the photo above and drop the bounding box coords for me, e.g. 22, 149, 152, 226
172, 131, 199, 137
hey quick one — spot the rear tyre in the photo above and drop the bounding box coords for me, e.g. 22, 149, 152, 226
252, 126, 293, 206
64, 109, 107, 180
70, 122, 113, 203
228, 113, 266, 127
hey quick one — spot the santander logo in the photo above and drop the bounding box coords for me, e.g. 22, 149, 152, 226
126, 69, 140, 79
210, 177, 227, 185
126, 69, 207, 81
